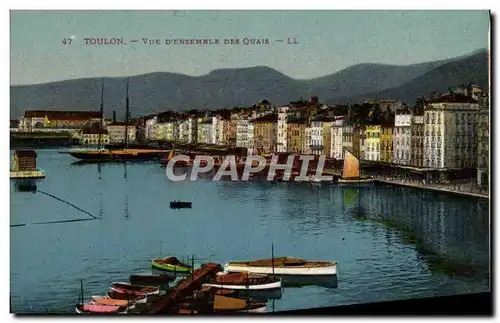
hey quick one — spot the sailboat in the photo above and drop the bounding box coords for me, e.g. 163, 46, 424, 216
337, 148, 375, 184
68, 78, 169, 162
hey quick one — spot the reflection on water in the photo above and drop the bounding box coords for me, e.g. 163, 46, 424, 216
10, 150, 490, 313
14, 179, 38, 193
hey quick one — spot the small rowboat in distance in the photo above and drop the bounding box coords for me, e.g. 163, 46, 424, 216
111, 282, 160, 296
107, 291, 147, 304
75, 302, 127, 314
203, 272, 281, 291
91, 296, 134, 308
170, 201, 192, 209
130, 273, 173, 286
152, 256, 192, 273
224, 257, 337, 276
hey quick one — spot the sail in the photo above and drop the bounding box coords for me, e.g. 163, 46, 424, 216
342, 149, 360, 178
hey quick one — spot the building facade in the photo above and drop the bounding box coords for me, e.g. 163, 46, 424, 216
410, 115, 424, 167
393, 113, 412, 165
477, 93, 489, 186
286, 121, 306, 153
331, 118, 344, 159
364, 124, 381, 161
19, 110, 102, 131
80, 128, 110, 146
310, 120, 323, 155
424, 94, 479, 170
252, 114, 277, 153
236, 118, 250, 148
106, 122, 136, 144
277, 106, 290, 152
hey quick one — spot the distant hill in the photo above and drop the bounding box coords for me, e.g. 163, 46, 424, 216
10, 49, 487, 119
333, 50, 489, 104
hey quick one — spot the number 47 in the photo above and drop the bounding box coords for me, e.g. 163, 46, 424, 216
62, 38, 72, 45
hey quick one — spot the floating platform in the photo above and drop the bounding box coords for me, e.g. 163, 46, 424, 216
10, 169, 45, 179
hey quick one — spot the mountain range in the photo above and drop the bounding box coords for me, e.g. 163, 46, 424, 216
10, 49, 488, 119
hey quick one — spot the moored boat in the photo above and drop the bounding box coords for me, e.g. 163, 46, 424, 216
337, 148, 375, 185
202, 272, 281, 291
152, 256, 192, 273
224, 257, 337, 276
75, 302, 127, 314
212, 295, 266, 313
170, 201, 192, 209
129, 273, 173, 286
111, 282, 160, 296
106, 291, 147, 304
91, 296, 135, 308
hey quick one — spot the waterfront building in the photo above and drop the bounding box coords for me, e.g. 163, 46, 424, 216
310, 120, 324, 155
322, 119, 334, 157
218, 118, 230, 146
19, 110, 102, 132
211, 116, 220, 145
424, 93, 479, 170
358, 125, 367, 160
393, 111, 412, 165
247, 121, 254, 155
477, 93, 489, 187
12, 150, 37, 172
178, 119, 190, 143
106, 122, 136, 144
144, 116, 158, 141
200, 120, 212, 144
197, 117, 204, 144
152, 122, 176, 141
410, 115, 424, 167
331, 118, 345, 159
286, 119, 306, 153
365, 124, 381, 161
303, 126, 312, 154
380, 122, 394, 164
228, 114, 239, 147
80, 128, 110, 146
277, 106, 290, 152
236, 117, 250, 148
187, 117, 198, 144
252, 113, 277, 154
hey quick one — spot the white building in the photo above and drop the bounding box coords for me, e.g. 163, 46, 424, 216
218, 119, 226, 145
200, 121, 212, 144
145, 116, 158, 141
393, 112, 412, 165
310, 120, 323, 155
178, 118, 194, 144
211, 116, 220, 145
424, 93, 479, 170
277, 106, 290, 152
106, 122, 136, 144
236, 117, 250, 148
303, 126, 312, 154
247, 122, 254, 155
330, 118, 344, 159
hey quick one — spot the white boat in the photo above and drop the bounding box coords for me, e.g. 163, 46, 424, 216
202, 272, 281, 290
224, 257, 337, 276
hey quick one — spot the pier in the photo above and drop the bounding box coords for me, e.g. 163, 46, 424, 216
144, 263, 222, 314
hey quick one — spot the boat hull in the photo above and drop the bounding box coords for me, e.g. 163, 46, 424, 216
107, 291, 147, 304
338, 177, 375, 185
202, 279, 281, 291
151, 259, 191, 273
111, 282, 160, 296
68, 149, 168, 162
236, 305, 267, 313
223, 263, 337, 276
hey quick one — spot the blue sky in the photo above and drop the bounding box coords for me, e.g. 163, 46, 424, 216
10, 10, 489, 85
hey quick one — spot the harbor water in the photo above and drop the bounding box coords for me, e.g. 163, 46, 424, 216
10, 149, 490, 313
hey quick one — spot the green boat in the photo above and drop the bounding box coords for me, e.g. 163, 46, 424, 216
151, 256, 192, 273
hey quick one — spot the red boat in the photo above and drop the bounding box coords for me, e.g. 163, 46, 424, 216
110, 282, 160, 296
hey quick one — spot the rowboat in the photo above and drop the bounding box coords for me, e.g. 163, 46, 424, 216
151, 256, 191, 273
213, 295, 266, 313
129, 273, 173, 286
202, 272, 281, 291
224, 257, 337, 276
111, 282, 160, 296
107, 291, 147, 304
75, 302, 127, 314
91, 296, 135, 308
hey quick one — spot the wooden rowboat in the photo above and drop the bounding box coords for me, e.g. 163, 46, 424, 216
152, 256, 192, 273
129, 273, 173, 286
111, 282, 159, 296
91, 296, 135, 308
213, 295, 266, 313
224, 257, 337, 276
107, 291, 147, 304
202, 272, 281, 291
75, 302, 127, 314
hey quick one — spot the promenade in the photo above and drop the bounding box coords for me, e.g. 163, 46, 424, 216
373, 176, 489, 199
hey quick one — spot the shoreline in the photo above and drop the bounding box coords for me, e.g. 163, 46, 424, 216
374, 177, 489, 199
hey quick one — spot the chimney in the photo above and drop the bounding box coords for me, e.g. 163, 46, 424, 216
112, 110, 116, 123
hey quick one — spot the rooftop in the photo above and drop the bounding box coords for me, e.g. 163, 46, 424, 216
24, 110, 102, 120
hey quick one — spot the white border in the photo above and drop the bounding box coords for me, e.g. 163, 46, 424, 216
3, 2, 497, 323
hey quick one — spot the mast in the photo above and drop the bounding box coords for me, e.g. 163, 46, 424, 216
124, 77, 130, 149
98, 79, 104, 148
